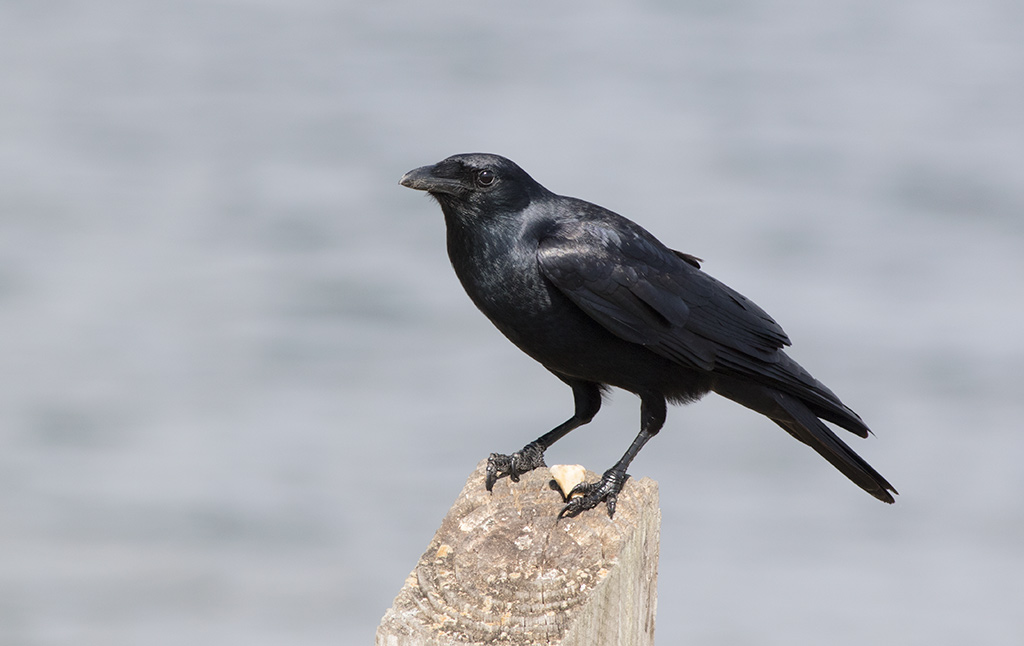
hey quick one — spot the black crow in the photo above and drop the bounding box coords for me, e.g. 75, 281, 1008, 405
400, 153, 896, 518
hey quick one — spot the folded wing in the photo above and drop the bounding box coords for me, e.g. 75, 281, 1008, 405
537, 219, 868, 436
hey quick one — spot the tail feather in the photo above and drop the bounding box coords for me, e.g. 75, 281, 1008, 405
772, 390, 897, 503
712, 376, 897, 503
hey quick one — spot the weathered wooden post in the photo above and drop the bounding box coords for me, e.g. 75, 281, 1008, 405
376, 460, 660, 646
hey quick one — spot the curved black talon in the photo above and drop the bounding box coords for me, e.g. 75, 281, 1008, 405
484, 441, 547, 492
557, 469, 629, 520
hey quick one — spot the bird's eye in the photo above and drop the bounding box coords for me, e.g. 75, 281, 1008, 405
476, 169, 496, 187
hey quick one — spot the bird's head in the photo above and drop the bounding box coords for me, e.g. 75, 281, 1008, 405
400, 153, 547, 220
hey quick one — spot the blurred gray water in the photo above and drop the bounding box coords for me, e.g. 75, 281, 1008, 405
2, 1, 1023, 644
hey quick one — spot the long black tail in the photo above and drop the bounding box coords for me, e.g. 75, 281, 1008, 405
770, 389, 896, 503
713, 376, 897, 503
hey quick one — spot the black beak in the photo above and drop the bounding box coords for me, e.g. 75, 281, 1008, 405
399, 165, 462, 194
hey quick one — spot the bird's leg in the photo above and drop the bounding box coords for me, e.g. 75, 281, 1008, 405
485, 380, 602, 492
559, 393, 666, 519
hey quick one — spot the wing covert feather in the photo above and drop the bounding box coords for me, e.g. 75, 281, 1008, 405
537, 222, 790, 374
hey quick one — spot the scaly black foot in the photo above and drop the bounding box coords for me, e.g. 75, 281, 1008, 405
485, 441, 547, 492
558, 468, 630, 519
